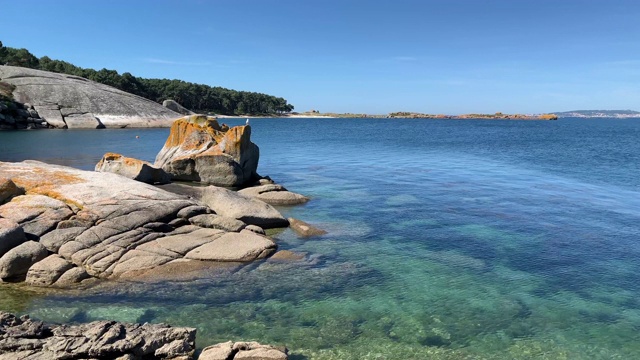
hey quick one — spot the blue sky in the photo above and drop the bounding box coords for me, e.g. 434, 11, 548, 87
2, 0, 639, 114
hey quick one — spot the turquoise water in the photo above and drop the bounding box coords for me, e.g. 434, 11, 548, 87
1, 118, 640, 359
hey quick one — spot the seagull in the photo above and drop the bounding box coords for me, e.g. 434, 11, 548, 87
246, 118, 250, 125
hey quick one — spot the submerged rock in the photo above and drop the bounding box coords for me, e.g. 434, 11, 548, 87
287, 218, 327, 238
201, 186, 289, 229
154, 115, 259, 187
95, 152, 170, 184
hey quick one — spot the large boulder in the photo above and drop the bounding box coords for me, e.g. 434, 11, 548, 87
95, 152, 170, 184
154, 115, 260, 187
25, 254, 75, 287
0, 161, 279, 286
0, 240, 49, 280
0, 218, 27, 257
162, 99, 194, 115
0, 65, 180, 128
201, 186, 289, 229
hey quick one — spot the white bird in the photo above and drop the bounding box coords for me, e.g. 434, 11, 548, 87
246, 118, 250, 125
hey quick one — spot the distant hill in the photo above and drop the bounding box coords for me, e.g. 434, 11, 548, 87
554, 110, 640, 118
0, 41, 294, 115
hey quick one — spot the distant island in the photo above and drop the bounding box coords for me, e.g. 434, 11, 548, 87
553, 110, 640, 118
291, 110, 558, 120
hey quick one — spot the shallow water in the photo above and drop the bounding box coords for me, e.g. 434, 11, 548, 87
1, 118, 640, 359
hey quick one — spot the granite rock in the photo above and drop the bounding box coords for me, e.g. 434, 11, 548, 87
238, 184, 309, 206
0, 65, 180, 128
0, 241, 49, 280
154, 115, 259, 187
95, 152, 170, 184
201, 186, 288, 229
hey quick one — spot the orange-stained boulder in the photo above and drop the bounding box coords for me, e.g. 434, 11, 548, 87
95, 152, 170, 184
154, 115, 259, 187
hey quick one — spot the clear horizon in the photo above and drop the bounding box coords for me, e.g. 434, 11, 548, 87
2, 0, 639, 114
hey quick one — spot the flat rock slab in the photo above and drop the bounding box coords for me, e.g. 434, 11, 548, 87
202, 186, 289, 229
185, 230, 276, 262
238, 184, 309, 206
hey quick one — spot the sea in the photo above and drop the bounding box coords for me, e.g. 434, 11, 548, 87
1, 117, 639, 359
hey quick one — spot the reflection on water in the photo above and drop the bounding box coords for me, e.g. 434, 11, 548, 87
1, 118, 640, 359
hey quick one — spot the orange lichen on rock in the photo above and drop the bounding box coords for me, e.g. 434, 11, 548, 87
9, 168, 85, 210
539, 114, 558, 120
162, 115, 224, 150
154, 114, 259, 186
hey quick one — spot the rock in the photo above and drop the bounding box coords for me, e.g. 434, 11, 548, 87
0, 66, 180, 128
244, 225, 265, 235
62, 111, 105, 129
154, 115, 260, 187
0, 312, 196, 359
163, 99, 194, 115
25, 254, 74, 287
33, 104, 66, 128
168, 218, 190, 228
185, 230, 277, 262
189, 214, 247, 232
233, 342, 288, 360
0, 177, 24, 204
201, 186, 289, 229
0, 195, 74, 238
54, 266, 91, 287
177, 205, 211, 219
0, 218, 27, 257
95, 152, 170, 184
269, 250, 307, 262
238, 184, 309, 206
0, 241, 49, 280
143, 222, 174, 233
39, 226, 86, 253
200, 341, 235, 360
140, 227, 224, 256
287, 218, 327, 238
200, 341, 288, 360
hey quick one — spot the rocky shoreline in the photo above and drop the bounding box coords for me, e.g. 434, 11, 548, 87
0, 115, 326, 358
0, 311, 288, 359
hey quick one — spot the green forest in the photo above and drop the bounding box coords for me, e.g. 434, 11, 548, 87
0, 42, 294, 115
